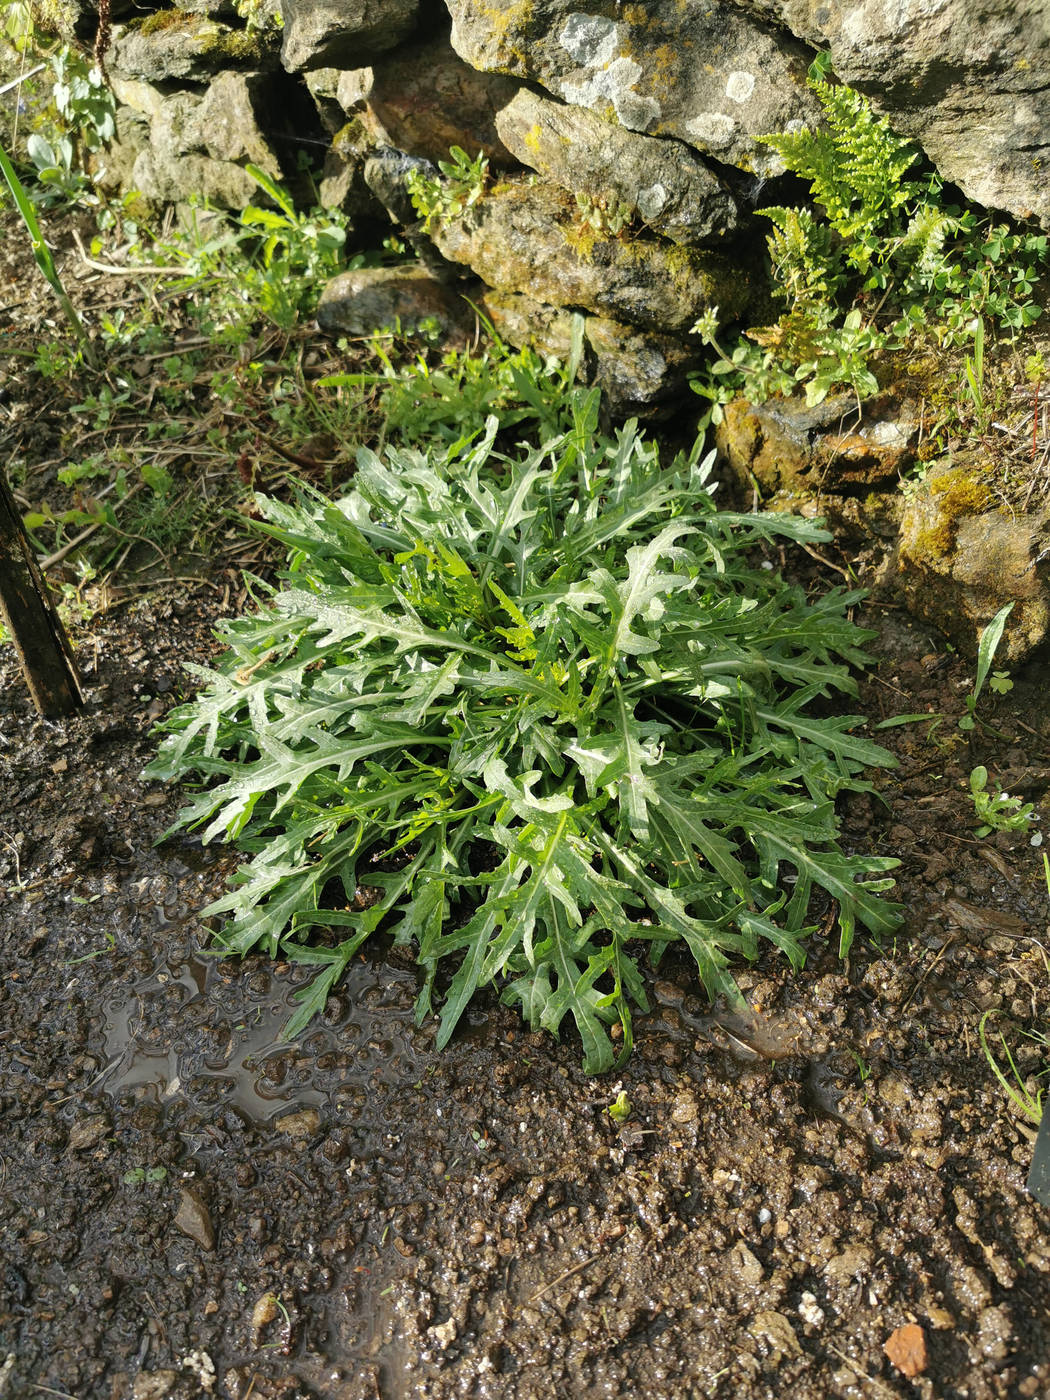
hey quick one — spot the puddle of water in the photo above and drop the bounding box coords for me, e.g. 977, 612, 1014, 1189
100, 939, 427, 1126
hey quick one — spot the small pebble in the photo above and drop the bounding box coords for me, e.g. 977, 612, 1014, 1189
251, 1293, 279, 1331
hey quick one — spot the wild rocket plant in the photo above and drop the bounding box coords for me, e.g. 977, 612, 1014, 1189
147, 390, 900, 1070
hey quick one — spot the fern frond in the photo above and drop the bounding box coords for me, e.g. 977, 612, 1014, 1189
898, 205, 953, 275
758, 205, 845, 313
761, 80, 923, 243
811, 81, 920, 227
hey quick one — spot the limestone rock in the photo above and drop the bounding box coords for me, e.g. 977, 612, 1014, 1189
583, 313, 699, 418
446, 0, 821, 176
110, 16, 280, 83
279, 0, 418, 74
317, 265, 478, 340
430, 181, 750, 333
88, 105, 150, 197
116, 73, 284, 209
895, 462, 1050, 663
317, 119, 386, 218
495, 87, 739, 246
364, 32, 521, 168
734, 0, 1050, 228
477, 289, 578, 364
170, 0, 237, 15
714, 392, 919, 497
195, 70, 283, 167
479, 289, 698, 418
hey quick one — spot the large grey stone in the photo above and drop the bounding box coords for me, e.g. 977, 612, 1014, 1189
479, 289, 700, 417
316, 265, 477, 338
109, 15, 280, 82
429, 180, 751, 333
895, 460, 1050, 662
117, 73, 283, 209
583, 313, 700, 417
733, 0, 1050, 227
446, 0, 821, 176
494, 87, 738, 246
364, 32, 521, 168
279, 0, 418, 74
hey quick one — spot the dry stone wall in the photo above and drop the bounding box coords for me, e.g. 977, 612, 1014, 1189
34, 0, 1050, 655
75, 0, 1049, 405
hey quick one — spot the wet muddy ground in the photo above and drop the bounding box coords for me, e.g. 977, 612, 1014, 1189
3, 197, 1050, 1400
2, 572, 1050, 1400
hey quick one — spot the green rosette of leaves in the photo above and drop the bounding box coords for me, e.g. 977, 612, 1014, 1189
146, 390, 900, 1070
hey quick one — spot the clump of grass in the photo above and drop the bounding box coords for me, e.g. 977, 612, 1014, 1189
146, 387, 901, 1071
980, 1010, 1046, 1125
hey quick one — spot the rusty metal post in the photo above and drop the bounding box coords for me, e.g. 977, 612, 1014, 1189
0, 463, 84, 716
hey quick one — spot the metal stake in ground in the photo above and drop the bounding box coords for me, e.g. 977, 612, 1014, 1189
0, 464, 84, 716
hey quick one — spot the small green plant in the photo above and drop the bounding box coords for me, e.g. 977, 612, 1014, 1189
0, 139, 98, 366
690, 62, 1049, 420
236, 163, 349, 328
959, 602, 1013, 731
24, 129, 83, 200
233, 0, 283, 31
959, 315, 989, 430
123, 1166, 169, 1186
574, 191, 636, 238
969, 766, 1037, 837
50, 48, 115, 151
146, 390, 900, 1072
406, 146, 488, 233
875, 603, 1018, 742
318, 313, 584, 448
607, 1089, 631, 1123
980, 1010, 1045, 1125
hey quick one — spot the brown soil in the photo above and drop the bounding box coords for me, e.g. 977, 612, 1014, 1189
2, 203, 1050, 1400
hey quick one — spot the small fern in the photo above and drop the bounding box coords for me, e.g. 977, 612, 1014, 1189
761, 206, 845, 317
762, 81, 923, 246
691, 58, 1048, 417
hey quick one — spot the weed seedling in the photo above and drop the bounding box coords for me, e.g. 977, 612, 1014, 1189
969, 766, 1036, 837
979, 1010, 1045, 1125
959, 603, 1014, 732
607, 1090, 632, 1123
406, 145, 489, 233
123, 1166, 168, 1186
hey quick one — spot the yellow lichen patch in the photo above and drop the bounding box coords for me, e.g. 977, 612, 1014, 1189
479, 0, 534, 70
648, 44, 681, 87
